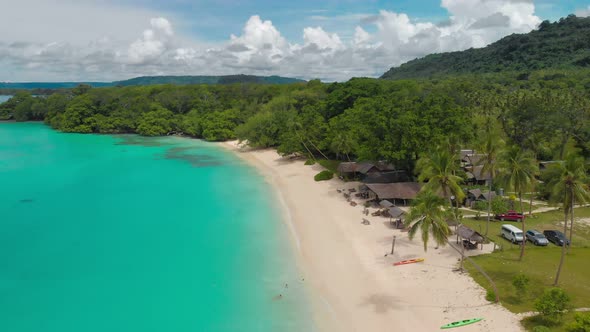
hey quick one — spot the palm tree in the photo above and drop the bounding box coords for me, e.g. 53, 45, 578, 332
416, 147, 465, 207
330, 133, 356, 161
545, 153, 590, 286
477, 133, 504, 236
497, 146, 538, 261
404, 190, 453, 252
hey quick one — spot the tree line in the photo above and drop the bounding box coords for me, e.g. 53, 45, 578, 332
2, 69, 590, 171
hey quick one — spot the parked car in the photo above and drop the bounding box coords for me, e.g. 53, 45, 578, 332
501, 224, 524, 243
495, 210, 525, 222
543, 230, 570, 246
526, 230, 549, 246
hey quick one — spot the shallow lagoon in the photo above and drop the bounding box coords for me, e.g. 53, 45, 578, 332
0, 123, 312, 332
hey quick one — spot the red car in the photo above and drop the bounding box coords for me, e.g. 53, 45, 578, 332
495, 210, 525, 222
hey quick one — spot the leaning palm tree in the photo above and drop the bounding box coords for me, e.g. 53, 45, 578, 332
497, 146, 538, 261
477, 133, 504, 236
404, 190, 453, 252
545, 153, 590, 286
330, 133, 356, 161
416, 147, 465, 207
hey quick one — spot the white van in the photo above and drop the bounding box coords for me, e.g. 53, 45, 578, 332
502, 224, 524, 243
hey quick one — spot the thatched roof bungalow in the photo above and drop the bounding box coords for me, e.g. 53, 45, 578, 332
363, 182, 421, 206
466, 189, 497, 206
465, 165, 491, 185
337, 161, 399, 181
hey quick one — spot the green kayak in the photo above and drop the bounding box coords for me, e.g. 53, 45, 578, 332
441, 318, 483, 329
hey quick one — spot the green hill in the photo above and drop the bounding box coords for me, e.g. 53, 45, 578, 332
0, 75, 305, 91
0, 82, 112, 89
114, 75, 305, 86
381, 15, 590, 80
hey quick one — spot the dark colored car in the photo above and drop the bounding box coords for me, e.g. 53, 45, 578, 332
526, 230, 549, 246
543, 230, 570, 246
495, 210, 525, 222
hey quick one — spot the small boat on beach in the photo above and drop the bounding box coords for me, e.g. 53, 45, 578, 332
393, 258, 424, 266
440, 318, 483, 329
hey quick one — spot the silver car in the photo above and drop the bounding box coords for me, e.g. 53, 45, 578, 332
526, 230, 549, 246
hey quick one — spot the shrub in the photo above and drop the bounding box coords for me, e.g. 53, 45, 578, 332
512, 274, 530, 294
534, 288, 571, 323
473, 201, 487, 211
532, 326, 551, 332
566, 313, 590, 332
314, 171, 334, 182
304, 159, 316, 166
491, 196, 509, 215
485, 289, 496, 302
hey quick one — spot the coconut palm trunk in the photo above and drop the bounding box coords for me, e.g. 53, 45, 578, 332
518, 192, 526, 261
486, 177, 493, 236
554, 193, 570, 286
569, 194, 574, 252
528, 191, 534, 216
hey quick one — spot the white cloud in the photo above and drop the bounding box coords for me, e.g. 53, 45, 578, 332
0, 0, 543, 82
303, 27, 344, 51
576, 6, 590, 17
353, 26, 371, 47
127, 17, 175, 64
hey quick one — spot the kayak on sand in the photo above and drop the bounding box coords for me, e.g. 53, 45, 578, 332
393, 258, 424, 266
441, 318, 484, 329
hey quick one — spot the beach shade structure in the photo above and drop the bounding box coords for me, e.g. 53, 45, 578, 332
456, 224, 485, 250
379, 200, 394, 208
387, 206, 406, 229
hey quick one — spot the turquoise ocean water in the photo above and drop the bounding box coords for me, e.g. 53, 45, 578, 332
0, 123, 312, 332
0, 95, 12, 103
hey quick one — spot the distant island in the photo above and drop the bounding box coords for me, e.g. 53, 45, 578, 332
0, 74, 306, 90
381, 15, 590, 80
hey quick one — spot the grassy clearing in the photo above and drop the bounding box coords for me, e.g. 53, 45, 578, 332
460, 207, 590, 331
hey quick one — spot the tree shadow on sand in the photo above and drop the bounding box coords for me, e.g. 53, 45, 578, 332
360, 294, 401, 314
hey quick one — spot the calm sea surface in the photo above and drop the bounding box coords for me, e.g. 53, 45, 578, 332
0, 123, 313, 332
0, 95, 12, 103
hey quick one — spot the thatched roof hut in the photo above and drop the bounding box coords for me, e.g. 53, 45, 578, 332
364, 182, 422, 205
456, 225, 485, 244
379, 200, 394, 208
388, 206, 405, 218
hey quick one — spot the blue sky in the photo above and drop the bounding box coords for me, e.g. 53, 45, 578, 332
0, 0, 589, 81
135, 0, 587, 41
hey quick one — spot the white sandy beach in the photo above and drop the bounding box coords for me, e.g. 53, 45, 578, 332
222, 141, 523, 332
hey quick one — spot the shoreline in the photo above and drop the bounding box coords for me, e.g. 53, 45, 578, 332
220, 141, 523, 332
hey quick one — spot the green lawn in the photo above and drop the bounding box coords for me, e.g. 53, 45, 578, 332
468, 199, 538, 214
460, 207, 590, 331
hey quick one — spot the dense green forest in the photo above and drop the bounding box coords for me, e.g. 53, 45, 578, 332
382, 15, 590, 80
3, 69, 589, 174
0, 74, 304, 93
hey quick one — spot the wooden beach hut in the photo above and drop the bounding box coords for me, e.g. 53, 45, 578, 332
455, 224, 485, 250
363, 182, 421, 206
388, 206, 406, 229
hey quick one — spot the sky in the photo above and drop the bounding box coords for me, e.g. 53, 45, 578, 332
0, 0, 588, 82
